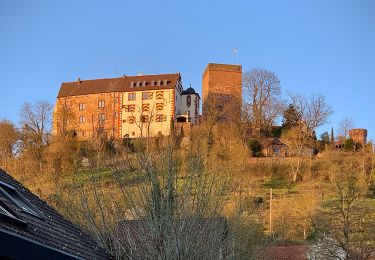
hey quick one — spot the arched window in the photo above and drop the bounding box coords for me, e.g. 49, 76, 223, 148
186, 95, 191, 107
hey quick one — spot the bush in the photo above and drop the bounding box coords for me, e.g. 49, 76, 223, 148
247, 138, 262, 157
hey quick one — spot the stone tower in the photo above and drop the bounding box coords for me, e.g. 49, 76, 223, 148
349, 128, 367, 144
202, 63, 242, 122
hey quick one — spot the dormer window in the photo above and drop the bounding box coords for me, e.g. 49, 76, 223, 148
136, 81, 141, 87
130, 81, 134, 88
0, 201, 26, 226
142, 81, 146, 87
0, 181, 43, 219
163, 80, 168, 86
157, 80, 161, 86
151, 81, 155, 86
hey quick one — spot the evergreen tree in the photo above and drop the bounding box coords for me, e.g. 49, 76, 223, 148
320, 132, 330, 144
282, 104, 301, 130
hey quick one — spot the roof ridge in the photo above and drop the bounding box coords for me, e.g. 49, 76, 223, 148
61, 72, 180, 84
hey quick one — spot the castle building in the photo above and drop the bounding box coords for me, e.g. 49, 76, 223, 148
178, 86, 200, 124
349, 128, 367, 145
202, 63, 242, 122
53, 73, 200, 139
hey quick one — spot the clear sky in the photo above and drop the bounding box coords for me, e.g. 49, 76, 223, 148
1, 0, 374, 140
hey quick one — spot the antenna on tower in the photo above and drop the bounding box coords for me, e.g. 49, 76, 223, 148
232, 46, 238, 64
114, 66, 117, 77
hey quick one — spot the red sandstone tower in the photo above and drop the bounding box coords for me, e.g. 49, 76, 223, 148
202, 63, 242, 122
349, 128, 367, 144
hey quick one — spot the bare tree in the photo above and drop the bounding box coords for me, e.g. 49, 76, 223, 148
50, 124, 269, 259
289, 93, 333, 136
53, 99, 76, 137
243, 68, 284, 137
282, 127, 312, 182
20, 100, 53, 143
338, 117, 355, 139
19, 100, 53, 170
310, 173, 375, 259
0, 119, 19, 160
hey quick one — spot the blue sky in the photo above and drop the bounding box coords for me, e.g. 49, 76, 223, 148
1, 0, 374, 140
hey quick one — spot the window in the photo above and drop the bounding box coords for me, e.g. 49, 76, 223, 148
0, 203, 14, 218
128, 116, 135, 124
125, 105, 135, 112
81, 130, 85, 137
98, 100, 105, 108
0, 201, 26, 226
156, 103, 163, 111
142, 103, 150, 112
141, 115, 149, 123
79, 116, 85, 123
186, 95, 191, 107
128, 93, 136, 101
132, 131, 135, 136
0, 181, 43, 218
79, 103, 86, 110
142, 92, 153, 100
99, 113, 106, 123
155, 114, 165, 122
156, 91, 164, 99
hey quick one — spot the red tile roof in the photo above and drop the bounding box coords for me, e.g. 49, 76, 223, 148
258, 245, 308, 260
57, 73, 181, 97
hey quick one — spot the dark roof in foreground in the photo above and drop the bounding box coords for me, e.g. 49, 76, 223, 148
57, 73, 181, 98
0, 168, 110, 259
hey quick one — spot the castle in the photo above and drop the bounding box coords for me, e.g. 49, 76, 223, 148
53, 63, 242, 139
349, 128, 367, 145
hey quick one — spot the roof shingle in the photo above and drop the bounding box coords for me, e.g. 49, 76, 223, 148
57, 73, 180, 98
0, 168, 110, 259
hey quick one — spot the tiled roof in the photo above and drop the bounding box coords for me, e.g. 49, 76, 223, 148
258, 245, 308, 260
0, 168, 110, 259
57, 73, 181, 98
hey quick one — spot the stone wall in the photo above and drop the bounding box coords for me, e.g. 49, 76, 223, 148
349, 128, 368, 144
201, 63, 242, 122
53, 92, 118, 139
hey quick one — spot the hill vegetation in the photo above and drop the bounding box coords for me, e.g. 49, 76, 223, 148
1, 71, 374, 258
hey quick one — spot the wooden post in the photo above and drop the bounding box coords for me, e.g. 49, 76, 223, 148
269, 188, 272, 236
